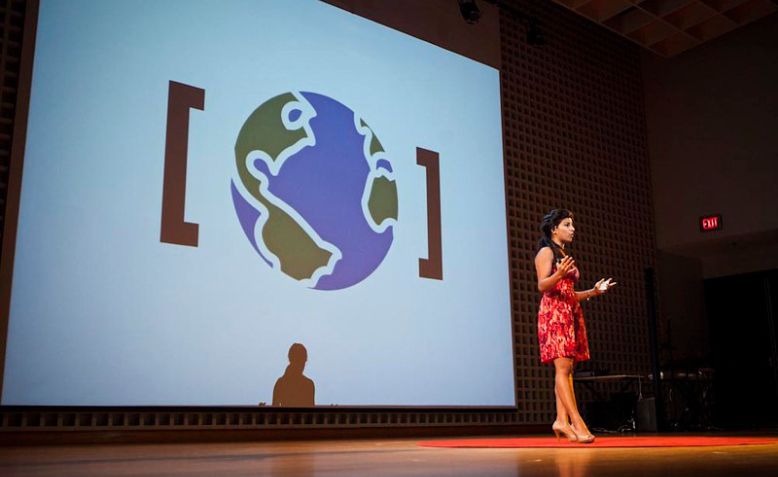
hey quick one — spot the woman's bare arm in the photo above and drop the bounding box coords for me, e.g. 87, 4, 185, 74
575, 278, 616, 302
535, 247, 574, 292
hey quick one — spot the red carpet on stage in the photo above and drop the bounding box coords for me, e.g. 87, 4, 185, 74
420, 436, 778, 448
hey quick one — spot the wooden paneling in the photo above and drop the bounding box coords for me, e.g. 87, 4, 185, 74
552, 0, 777, 56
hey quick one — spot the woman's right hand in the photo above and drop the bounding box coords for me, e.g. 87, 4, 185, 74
555, 256, 575, 277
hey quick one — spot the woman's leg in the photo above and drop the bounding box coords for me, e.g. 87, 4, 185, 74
553, 358, 585, 427
568, 373, 577, 417
563, 362, 592, 435
555, 381, 568, 425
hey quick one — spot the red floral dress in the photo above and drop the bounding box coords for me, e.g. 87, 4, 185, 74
537, 264, 590, 364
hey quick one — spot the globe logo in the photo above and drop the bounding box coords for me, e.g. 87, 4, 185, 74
230, 92, 398, 290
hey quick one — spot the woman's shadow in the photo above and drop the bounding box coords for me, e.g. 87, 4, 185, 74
272, 343, 316, 407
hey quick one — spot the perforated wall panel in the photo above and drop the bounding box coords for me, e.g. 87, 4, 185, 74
0, 0, 24, 241
501, 0, 655, 424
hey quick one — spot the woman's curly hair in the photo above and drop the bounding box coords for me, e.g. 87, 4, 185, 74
537, 209, 574, 258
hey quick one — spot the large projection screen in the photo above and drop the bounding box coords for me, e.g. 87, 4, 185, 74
1, 0, 514, 407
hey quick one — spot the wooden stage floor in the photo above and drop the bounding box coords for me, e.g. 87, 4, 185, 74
2, 434, 778, 476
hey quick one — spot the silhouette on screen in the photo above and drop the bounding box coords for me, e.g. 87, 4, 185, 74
272, 343, 315, 407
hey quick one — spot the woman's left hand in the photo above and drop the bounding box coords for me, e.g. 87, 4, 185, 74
593, 278, 617, 295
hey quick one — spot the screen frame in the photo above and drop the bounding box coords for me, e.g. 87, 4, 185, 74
0, 0, 519, 411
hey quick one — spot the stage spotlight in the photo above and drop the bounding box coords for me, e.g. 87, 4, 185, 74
458, 0, 481, 24
526, 17, 545, 46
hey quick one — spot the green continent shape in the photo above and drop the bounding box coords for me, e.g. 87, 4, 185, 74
368, 176, 398, 225
235, 93, 332, 281
261, 197, 333, 281
360, 119, 385, 156
236, 93, 306, 203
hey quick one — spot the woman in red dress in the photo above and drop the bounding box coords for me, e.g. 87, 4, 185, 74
535, 209, 615, 444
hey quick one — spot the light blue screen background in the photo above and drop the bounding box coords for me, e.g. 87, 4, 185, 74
2, 0, 513, 406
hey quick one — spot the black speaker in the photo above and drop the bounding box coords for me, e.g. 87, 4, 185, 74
637, 397, 658, 432
584, 392, 636, 431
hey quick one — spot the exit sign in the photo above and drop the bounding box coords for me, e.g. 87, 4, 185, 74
700, 214, 722, 232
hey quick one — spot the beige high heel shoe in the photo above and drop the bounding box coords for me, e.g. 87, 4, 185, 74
552, 421, 578, 442
571, 424, 595, 444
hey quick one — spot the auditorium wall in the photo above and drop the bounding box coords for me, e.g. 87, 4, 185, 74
643, 13, 778, 279
643, 13, 778, 368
